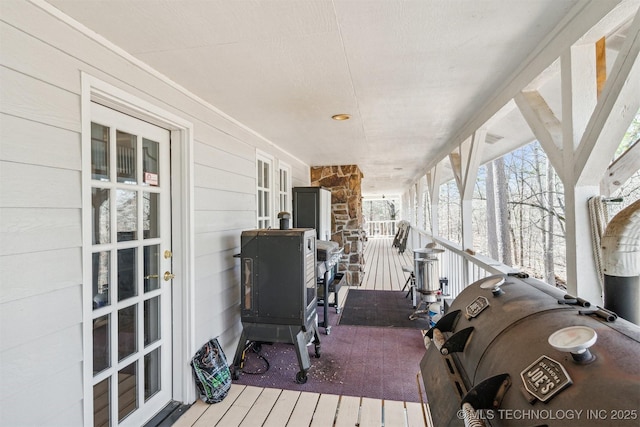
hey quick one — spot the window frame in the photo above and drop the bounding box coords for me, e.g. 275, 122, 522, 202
277, 161, 292, 215
256, 151, 274, 228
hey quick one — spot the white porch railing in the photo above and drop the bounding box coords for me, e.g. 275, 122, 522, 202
407, 226, 519, 300
365, 220, 398, 237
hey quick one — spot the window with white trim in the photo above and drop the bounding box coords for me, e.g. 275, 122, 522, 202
257, 153, 273, 228
278, 162, 292, 214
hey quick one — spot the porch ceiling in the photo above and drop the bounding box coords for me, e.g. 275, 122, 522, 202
46, 0, 636, 196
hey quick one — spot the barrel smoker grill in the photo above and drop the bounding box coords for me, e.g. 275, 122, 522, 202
232, 228, 321, 384
421, 274, 640, 427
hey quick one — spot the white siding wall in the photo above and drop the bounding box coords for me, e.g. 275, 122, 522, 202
0, 2, 310, 425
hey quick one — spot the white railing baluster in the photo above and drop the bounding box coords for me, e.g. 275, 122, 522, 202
366, 220, 400, 237
405, 226, 519, 300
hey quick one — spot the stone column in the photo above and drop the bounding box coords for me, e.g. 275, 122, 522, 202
311, 165, 365, 286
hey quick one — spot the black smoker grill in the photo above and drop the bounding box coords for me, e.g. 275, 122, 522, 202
231, 228, 321, 384
421, 273, 640, 426
316, 240, 344, 334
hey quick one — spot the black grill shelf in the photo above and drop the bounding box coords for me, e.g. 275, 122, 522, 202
318, 272, 345, 334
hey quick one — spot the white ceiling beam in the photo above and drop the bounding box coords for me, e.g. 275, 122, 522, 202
427, 0, 623, 173
448, 132, 486, 194
449, 150, 463, 192
563, 44, 598, 159
462, 130, 486, 201
483, 99, 517, 129
578, 0, 640, 45
575, 6, 640, 186
523, 59, 560, 92
426, 162, 444, 203
514, 90, 564, 181
601, 139, 640, 196
448, 131, 485, 200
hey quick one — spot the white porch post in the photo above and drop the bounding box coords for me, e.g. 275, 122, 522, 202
561, 43, 601, 303
449, 132, 485, 250
401, 191, 412, 246
409, 184, 416, 226
416, 177, 425, 234
562, 8, 640, 304
449, 131, 485, 284
427, 163, 443, 239
518, 6, 639, 304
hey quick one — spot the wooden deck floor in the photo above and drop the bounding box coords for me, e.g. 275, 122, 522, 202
174, 237, 431, 427
360, 237, 414, 291
174, 384, 430, 427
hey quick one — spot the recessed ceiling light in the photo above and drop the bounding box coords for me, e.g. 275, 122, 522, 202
331, 114, 351, 121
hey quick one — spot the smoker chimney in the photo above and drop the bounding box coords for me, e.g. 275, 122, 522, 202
278, 211, 291, 230
602, 199, 640, 325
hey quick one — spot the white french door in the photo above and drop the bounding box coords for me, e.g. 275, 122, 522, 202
87, 103, 173, 427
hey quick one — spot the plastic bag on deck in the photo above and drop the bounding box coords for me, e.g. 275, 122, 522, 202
190, 338, 232, 403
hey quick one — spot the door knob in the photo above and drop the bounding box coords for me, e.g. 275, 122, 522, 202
163, 271, 175, 281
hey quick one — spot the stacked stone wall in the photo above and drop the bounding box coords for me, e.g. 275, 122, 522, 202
310, 165, 365, 286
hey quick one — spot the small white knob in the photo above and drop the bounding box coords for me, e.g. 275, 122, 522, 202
479, 276, 505, 296
548, 326, 597, 364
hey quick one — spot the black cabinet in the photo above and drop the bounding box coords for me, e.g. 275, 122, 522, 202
292, 186, 332, 241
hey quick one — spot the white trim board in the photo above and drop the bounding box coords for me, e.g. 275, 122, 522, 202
80, 74, 197, 425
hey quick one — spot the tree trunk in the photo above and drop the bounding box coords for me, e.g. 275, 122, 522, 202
545, 158, 556, 285
486, 162, 499, 259
533, 145, 546, 278
518, 169, 524, 267
495, 156, 513, 266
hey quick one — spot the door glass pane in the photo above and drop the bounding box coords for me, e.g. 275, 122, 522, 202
92, 252, 110, 309
93, 314, 110, 374
93, 377, 110, 427
92, 188, 111, 244
117, 131, 137, 184
144, 348, 161, 401
143, 138, 159, 186
144, 245, 160, 292
118, 304, 137, 361
117, 190, 137, 242
118, 361, 138, 422
257, 160, 263, 187
117, 248, 137, 301
143, 192, 159, 239
91, 123, 109, 181
144, 296, 161, 346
